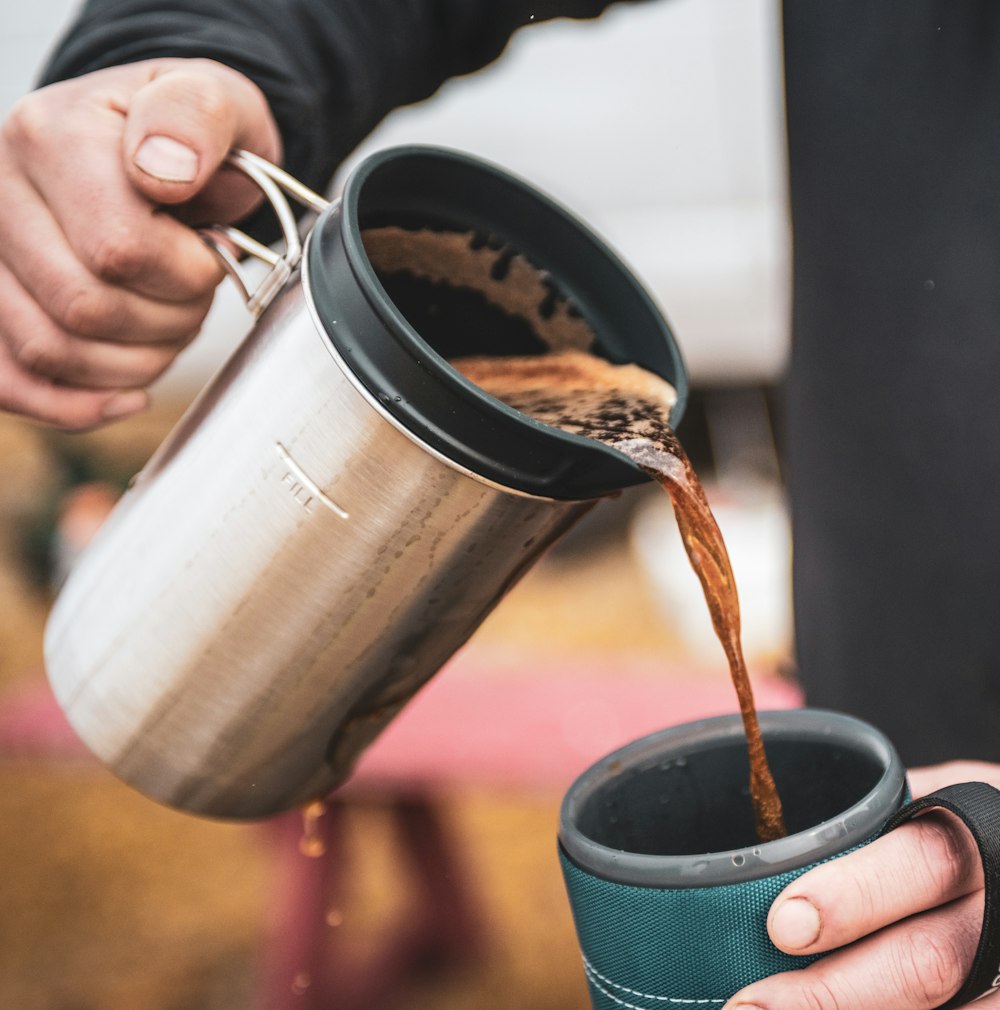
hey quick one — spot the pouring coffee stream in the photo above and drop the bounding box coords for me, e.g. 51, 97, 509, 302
452, 351, 787, 843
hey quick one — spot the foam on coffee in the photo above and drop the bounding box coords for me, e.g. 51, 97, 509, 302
454, 350, 678, 441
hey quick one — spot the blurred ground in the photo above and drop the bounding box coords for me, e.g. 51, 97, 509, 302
0, 399, 791, 1010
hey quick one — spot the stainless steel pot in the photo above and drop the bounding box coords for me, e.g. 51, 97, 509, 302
44, 147, 688, 819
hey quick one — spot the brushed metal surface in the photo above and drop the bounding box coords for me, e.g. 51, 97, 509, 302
45, 268, 594, 819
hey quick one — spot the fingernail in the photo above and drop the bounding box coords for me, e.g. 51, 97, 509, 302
770, 895, 821, 950
101, 390, 148, 421
133, 135, 198, 183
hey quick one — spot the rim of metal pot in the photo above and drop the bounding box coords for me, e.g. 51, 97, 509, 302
306, 144, 689, 501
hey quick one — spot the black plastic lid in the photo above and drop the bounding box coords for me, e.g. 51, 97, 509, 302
307, 145, 688, 500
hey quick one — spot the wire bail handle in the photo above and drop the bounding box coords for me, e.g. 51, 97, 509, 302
199, 149, 332, 317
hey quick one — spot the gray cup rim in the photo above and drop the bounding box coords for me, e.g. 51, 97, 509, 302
558, 708, 907, 887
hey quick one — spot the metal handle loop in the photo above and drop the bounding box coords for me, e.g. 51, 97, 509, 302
199, 150, 332, 317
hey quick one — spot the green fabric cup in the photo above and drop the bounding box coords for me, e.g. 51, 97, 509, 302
558, 709, 907, 1008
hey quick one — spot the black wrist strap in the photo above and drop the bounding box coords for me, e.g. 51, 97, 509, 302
879, 782, 1000, 1010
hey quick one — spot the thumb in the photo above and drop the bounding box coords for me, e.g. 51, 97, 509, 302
123, 58, 282, 222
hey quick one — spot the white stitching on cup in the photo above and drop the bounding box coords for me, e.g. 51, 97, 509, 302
582, 956, 725, 1006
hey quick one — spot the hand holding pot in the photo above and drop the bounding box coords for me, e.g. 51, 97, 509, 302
0, 57, 280, 428
725, 761, 1000, 1010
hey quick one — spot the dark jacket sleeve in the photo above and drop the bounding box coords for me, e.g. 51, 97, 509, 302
40, 0, 627, 197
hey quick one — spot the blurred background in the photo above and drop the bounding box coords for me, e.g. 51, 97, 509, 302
0, 2, 798, 1007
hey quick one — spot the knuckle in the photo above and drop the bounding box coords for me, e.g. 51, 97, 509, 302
191, 82, 234, 128
160, 70, 235, 130
845, 867, 883, 926
2, 94, 50, 152
56, 283, 119, 338
12, 333, 58, 376
86, 227, 151, 285
800, 977, 849, 1010
912, 815, 979, 893
897, 926, 966, 1006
